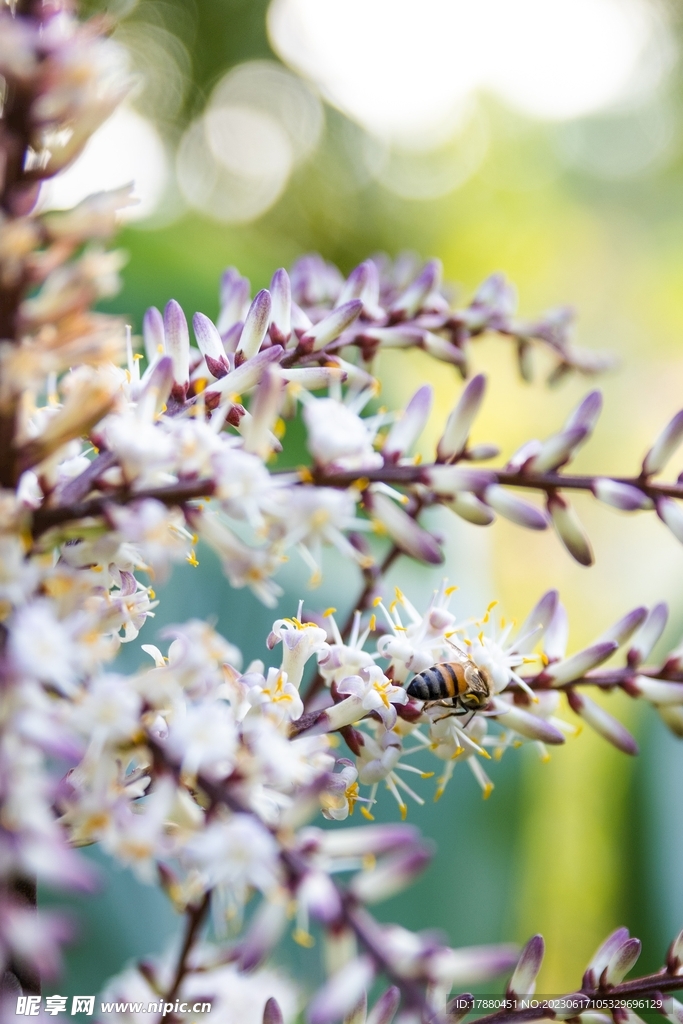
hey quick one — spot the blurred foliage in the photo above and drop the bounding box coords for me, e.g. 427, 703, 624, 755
54, 0, 683, 1005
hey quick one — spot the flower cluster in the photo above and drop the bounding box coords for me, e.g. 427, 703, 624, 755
2, 3, 683, 1023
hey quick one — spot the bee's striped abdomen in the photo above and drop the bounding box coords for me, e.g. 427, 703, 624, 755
407, 663, 459, 701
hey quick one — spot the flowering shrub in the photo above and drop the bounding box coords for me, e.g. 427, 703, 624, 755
2, 3, 683, 1024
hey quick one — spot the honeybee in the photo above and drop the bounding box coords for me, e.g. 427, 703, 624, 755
406, 639, 493, 718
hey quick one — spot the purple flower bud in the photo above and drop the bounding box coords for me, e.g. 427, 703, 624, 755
350, 846, 432, 904
565, 390, 603, 433
631, 677, 683, 704
270, 268, 292, 344
302, 300, 363, 352
507, 935, 545, 998
491, 699, 565, 744
237, 289, 272, 360
628, 602, 668, 666
484, 485, 549, 530
422, 332, 467, 366
362, 326, 426, 348
515, 591, 559, 654
471, 272, 516, 319
427, 467, 496, 494
437, 374, 487, 462
298, 871, 343, 925
466, 443, 500, 461
281, 366, 347, 390
528, 426, 588, 473
446, 493, 495, 526
390, 258, 442, 317
547, 493, 594, 566
604, 937, 641, 985
218, 267, 250, 334
370, 492, 443, 564
584, 928, 631, 988
595, 607, 647, 646
193, 312, 229, 379
383, 385, 433, 463
307, 957, 375, 1024
430, 944, 520, 987
143, 306, 165, 363
442, 994, 475, 1024
367, 987, 400, 1024
164, 299, 190, 396
263, 997, 284, 1024
666, 929, 683, 972
567, 693, 638, 755
506, 439, 542, 472
241, 366, 284, 459
344, 994, 367, 1024
592, 479, 653, 511
657, 497, 683, 545
338, 261, 372, 304
544, 642, 618, 685
643, 409, 683, 476
239, 900, 288, 971
300, 824, 420, 859
543, 602, 569, 662
207, 345, 283, 400
139, 355, 174, 413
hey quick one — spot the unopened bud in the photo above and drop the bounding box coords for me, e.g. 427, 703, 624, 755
269, 268, 292, 344
604, 937, 641, 985
583, 928, 630, 989
657, 497, 683, 545
390, 259, 442, 317
544, 642, 618, 685
593, 479, 653, 511
142, 306, 165, 363
507, 934, 545, 998
383, 385, 433, 463
263, 997, 284, 1024
484, 485, 548, 530
237, 289, 272, 360
627, 602, 668, 666
302, 300, 363, 352
567, 692, 638, 755
643, 409, 683, 476
164, 299, 190, 396
370, 492, 443, 565
307, 956, 375, 1024
547, 493, 593, 566
193, 312, 229, 379
437, 374, 486, 462
491, 700, 565, 744
367, 987, 400, 1024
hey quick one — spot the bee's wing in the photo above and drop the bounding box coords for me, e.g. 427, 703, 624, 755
444, 636, 471, 663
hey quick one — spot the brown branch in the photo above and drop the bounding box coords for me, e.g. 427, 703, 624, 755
30, 478, 216, 538
159, 892, 211, 1024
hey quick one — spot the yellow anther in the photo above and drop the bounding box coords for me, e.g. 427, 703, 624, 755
487, 600, 499, 612
323, 607, 337, 618
483, 781, 494, 800
186, 550, 199, 567
479, 748, 492, 760
445, 585, 458, 595
373, 596, 382, 607
157, 344, 164, 354
292, 928, 315, 948
360, 806, 375, 821
371, 518, 388, 536
421, 771, 435, 779
451, 747, 464, 759
368, 614, 377, 632
194, 378, 207, 394
399, 802, 408, 820
541, 652, 549, 666
434, 787, 445, 802
298, 466, 314, 483
394, 587, 405, 603
413, 453, 422, 465
477, 631, 484, 643
353, 477, 370, 491
133, 352, 143, 361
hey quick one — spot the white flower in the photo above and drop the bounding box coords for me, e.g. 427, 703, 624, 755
267, 611, 329, 689
303, 396, 383, 471
8, 600, 82, 694
182, 813, 279, 900
376, 584, 459, 683
70, 673, 142, 749
165, 701, 238, 781
337, 665, 408, 729
245, 668, 304, 723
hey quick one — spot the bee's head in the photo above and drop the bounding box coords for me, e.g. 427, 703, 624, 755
462, 665, 491, 709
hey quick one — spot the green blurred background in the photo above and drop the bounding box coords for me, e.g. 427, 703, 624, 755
47, 0, 683, 1009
